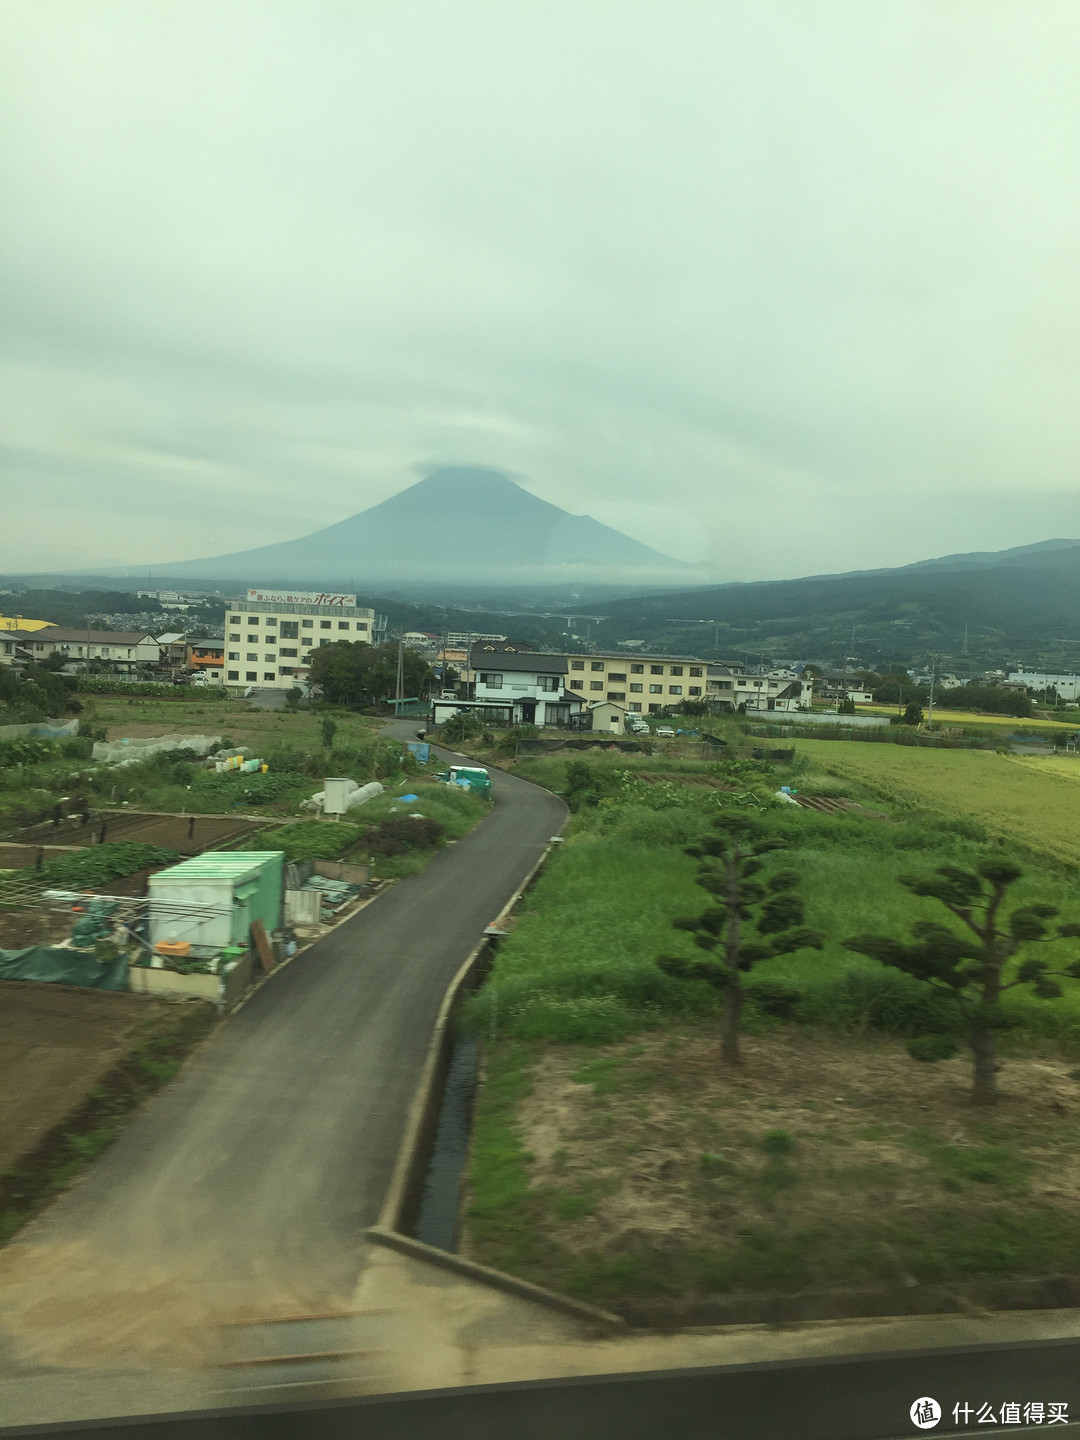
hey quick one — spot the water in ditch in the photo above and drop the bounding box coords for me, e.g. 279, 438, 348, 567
411, 1032, 481, 1251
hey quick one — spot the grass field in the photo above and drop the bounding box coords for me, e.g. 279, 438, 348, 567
789, 739, 1080, 865
463, 724, 1080, 1316
81, 695, 383, 751
853, 704, 1078, 732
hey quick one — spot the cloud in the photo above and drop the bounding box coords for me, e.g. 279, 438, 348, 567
2, 0, 1079, 578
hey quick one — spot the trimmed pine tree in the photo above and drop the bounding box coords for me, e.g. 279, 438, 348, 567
656, 812, 824, 1064
845, 860, 1080, 1105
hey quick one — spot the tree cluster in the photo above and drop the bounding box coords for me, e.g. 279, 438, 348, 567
306, 641, 434, 709
657, 816, 1080, 1105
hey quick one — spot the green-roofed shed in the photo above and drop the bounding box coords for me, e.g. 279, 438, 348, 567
147, 852, 284, 951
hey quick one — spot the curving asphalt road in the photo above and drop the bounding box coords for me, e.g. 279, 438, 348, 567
0, 726, 565, 1349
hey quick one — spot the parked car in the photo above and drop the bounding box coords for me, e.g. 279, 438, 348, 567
655, 725, 676, 738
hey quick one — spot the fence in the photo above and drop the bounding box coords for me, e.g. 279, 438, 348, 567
0, 719, 80, 740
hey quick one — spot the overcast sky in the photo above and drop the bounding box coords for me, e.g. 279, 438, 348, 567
3, 0, 1080, 583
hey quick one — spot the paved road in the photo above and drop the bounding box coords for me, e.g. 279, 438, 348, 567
0, 727, 565, 1365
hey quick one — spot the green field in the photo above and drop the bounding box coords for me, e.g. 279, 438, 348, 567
463, 744, 1080, 1316
789, 739, 1080, 865
854, 703, 1078, 731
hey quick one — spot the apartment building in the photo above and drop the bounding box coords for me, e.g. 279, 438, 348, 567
561, 652, 709, 714
223, 589, 376, 692
454, 646, 814, 718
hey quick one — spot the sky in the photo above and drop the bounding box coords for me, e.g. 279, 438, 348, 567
2, 0, 1080, 583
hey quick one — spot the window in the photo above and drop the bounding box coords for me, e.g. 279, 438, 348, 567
246, 652, 257, 661
264, 653, 276, 662
302, 619, 313, 629
246, 671, 257, 681
480, 673, 503, 688
320, 620, 331, 629
279, 666, 294, 676
570, 679, 583, 690
227, 670, 239, 680
630, 702, 642, 712
264, 672, 276, 681
669, 666, 683, 676
279, 647, 297, 658
229, 632, 240, 641
690, 667, 703, 677
754, 680, 763, 687
539, 675, 559, 692
715, 680, 732, 690
280, 621, 298, 639
338, 621, 349, 630
609, 672, 626, 682
228, 652, 239, 661
689, 686, 702, 696
228, 616, 241, 626
648, 703, 661, 714
265, 617, 277, 627
247, 634, 258, 643
247, 617, 259, 624
607, 691, 626, 701
356, 622, 368, 631
669, 685, 682, 695
649, 683, 662, 693
570, 660, 584, 670
319, 638, 330, 647
629, 682, 643, 693
590, 681, 603, 690
590, 661, 604, 671
630, 664, 644, 674
650, 665, 663, 674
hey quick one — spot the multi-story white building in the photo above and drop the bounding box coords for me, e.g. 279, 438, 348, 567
1009, 670, 1080, 701
223, 589, 376, 692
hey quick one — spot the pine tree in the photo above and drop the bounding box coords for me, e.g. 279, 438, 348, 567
656, 813, 823, 1063
845, 860, 1080, 1105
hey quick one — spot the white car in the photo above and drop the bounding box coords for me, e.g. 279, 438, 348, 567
655, 725, 676, 738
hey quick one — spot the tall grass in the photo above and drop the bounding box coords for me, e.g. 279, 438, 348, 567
465, 798, 1080, 1051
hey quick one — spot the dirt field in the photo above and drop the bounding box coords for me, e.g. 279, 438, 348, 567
0, 983, 173, 1174
466, 1025, 1080, 1320
12, 813, 272, 852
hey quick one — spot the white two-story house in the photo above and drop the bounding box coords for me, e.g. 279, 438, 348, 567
706, 664, 813, 712
431, 646, 585, 727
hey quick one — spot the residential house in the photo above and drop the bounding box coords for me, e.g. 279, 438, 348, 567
432, 647, 583, 727
0, 628, 161, 670
706, 664, 813, 712
185, 640, 225, 681
156, 632, 189, 667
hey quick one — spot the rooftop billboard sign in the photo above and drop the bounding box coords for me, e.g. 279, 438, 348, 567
246, 589, 357, 608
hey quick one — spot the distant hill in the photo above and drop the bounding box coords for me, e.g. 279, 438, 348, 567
592, 539, 1080, 669
100, 467, 706, 591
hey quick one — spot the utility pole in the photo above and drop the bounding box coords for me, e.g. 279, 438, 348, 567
395, 638, 404, 713
927, 660, 936, 728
